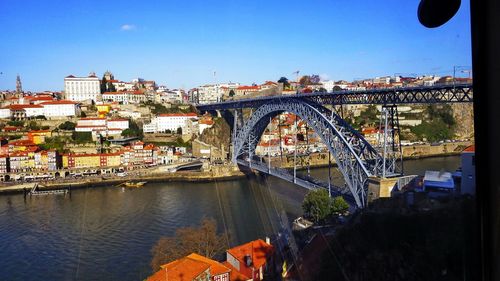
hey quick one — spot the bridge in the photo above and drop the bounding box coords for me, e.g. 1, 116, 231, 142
196, 84, 473, 208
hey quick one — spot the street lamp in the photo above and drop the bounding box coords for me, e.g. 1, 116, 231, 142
453, 65, 471, 86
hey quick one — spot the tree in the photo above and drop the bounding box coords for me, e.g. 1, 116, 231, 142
302, 189, 333, 223
310, 74, 320, 84
72, 131, 92, 143
278, 77, 290, 89
121, 128, 135, 137
150, 217, 227, 272
176, 127, 183, 135
331, 196, 349, 215
58, 121, 76, 130
27, 121, 40, 131
332, 86, 343, 91
7, 120, 24, 127
228, 89, 235, 97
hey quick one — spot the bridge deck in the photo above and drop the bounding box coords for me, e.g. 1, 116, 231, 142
197, 83, 473, 110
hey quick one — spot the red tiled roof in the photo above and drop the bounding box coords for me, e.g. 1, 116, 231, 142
79, 117, 106, 120
237, 86, 260, 90
226, 239, 274, 271
463, 145, 475, 152
147, 256, 211, 281
10, 140, 36, 146
9, 104, 43, 110
40, 100, 77, 105
187, 253, 231, 276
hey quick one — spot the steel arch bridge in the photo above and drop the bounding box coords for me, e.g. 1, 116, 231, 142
233, 99, 394, 207
196, 84, 474, 208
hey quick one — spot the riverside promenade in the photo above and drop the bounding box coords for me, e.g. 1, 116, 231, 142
0, 164, 246, 194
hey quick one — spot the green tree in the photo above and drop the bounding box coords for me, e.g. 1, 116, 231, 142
331, 196, 349, 215
176, 127, 182, 135
72, 131, 92, 143
150, 217, 227, 272
58, 121, 76, 130
278, 77, 290, 89
121, 128, 135, 137
27, 121, 40, 131
228, 89, 235, 97
7, 120, 24, 127
302, 189, 333, 223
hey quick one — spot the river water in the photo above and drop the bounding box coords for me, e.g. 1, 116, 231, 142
0, 156, 460, 280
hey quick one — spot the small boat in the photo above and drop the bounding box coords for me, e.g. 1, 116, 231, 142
123, 181, 147, 188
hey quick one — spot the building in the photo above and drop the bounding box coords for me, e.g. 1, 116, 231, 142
39, 100, 80, 118
460, 145, 475, 195
64, 73, 101, 102
75, 118, 129, 138
27, 130, 52, 145
102, 91, 147, 104
143, 113, 198, 134
120, 141, 158, 168
62, 153, 122, 169
225, 239, 275, 281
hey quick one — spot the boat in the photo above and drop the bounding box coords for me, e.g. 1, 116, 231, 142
123, 181, 147, 188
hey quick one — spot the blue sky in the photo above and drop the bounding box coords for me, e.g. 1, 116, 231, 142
0, 0, 471, 91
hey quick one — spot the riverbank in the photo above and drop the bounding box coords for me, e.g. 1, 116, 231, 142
0, 167, 246, 195
268, 141, 472, 169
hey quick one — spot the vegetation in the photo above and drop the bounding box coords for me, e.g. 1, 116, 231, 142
410, 104, 456, 141
27, 121, 40, 131
176, 127, 182, 135
71, 131, 93, 143
278, 77, 291, 89
38, 136, 70, 152
302, 189, 348, 223
58, 121, 76, 131
150, 217, 227, 272
7, 120, 24, 127
351, 105, 379, 130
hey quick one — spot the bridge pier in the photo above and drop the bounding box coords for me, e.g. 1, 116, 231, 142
366, 176, 399, 203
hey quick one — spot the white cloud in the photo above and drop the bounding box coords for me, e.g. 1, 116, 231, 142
319, 73, 330, 81
121, 24, 136, 31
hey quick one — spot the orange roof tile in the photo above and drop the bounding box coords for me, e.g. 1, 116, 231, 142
463, 145, 475, 152
147, 256, 211, 281
226, 239, 274, 271
187, 253, 230, 276
40, 100, 77, 105
158, 113, 197, 117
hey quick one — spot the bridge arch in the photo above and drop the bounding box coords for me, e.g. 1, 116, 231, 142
233, 98, 385, 207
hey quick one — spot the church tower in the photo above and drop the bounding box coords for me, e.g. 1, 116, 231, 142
16, 74, 22, 94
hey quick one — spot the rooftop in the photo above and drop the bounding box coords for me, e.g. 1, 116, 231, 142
226, 239, 274, 270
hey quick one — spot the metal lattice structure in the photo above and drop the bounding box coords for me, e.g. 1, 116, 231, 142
232, 99, 396, 207
197, 84, 474, 208
197, 84, 473, 111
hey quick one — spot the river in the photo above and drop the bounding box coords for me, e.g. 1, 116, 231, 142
0, 156, 460, 280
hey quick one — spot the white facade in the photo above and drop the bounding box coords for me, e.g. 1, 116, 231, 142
196, 85, 224, 104
0, 108, 10, 119
112, 81, 135, 91
64, 74, 101, 102
102, 91, 147, 104
75, 118, 129, 137
40, 101, 80, 117
143, 113, 198, 133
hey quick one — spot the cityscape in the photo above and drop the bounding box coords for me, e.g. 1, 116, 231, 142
0, 1, 478, 281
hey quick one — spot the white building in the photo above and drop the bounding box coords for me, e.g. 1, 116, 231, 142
112, 81, 135, 92
143, 113, 198, 133
102, 91, 147, 104
195, 85, 225, 104
40, 100, 80, 118
75, 118, 129, 138
64, 73, 101, 103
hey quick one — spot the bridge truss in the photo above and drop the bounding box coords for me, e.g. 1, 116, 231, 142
197, 84, 474, 208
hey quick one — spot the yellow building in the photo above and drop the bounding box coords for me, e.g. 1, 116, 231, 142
28, 130, 52, 145
96, 104, 111, 118
63, 152, 122, 169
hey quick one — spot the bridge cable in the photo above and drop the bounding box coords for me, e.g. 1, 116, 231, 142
261, 174, 305, 281
213, 178, 231, 248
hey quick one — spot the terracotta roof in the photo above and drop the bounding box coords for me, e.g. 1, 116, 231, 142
237, 86, 260, 90
10, 140, 36, 146
187, 253, 231, 276
463, 145, 475, 152
226, 239, 274, 271
40, 100, 77, 105
147, 256, 211, 281
79, 117, 106, 120
9, 104, 43, 110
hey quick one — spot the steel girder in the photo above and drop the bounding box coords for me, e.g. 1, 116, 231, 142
233, 99, 389, 207
196, 84, 473, 111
